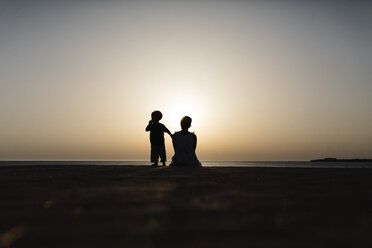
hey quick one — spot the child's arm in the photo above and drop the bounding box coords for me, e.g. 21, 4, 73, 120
145, 120, 153, 132
164, 126, 173, 138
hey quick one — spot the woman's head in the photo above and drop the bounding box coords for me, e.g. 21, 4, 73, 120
180, 116, 192, 130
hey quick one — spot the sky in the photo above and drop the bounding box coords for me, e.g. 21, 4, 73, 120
1, 0, 371, 161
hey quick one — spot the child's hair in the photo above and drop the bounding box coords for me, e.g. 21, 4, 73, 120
181, 116, 192, 129
151, 111, 163, 121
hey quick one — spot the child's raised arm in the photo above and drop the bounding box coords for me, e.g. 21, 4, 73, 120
145, 120, 153, 132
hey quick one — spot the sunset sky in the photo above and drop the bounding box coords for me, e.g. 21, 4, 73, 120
1, 0, 371, 161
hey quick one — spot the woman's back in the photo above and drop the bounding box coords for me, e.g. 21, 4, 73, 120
171, 131, 201, 166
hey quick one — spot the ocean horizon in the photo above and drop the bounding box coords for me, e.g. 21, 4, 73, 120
1, 161, 372, 168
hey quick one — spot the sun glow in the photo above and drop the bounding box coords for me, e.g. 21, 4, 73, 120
167, 101, 202, 131
156, 76, 211, 134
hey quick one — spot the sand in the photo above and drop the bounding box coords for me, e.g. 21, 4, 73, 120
1, 165, 372, 248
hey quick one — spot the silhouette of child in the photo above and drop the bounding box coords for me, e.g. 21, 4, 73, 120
145, 111, 172, 166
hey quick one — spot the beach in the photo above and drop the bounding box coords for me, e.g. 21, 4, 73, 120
1, 165, 372, 248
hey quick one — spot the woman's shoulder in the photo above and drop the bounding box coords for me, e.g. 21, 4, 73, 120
174, 131, 196, 136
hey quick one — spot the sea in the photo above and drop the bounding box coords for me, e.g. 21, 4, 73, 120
1, 161, 372, 168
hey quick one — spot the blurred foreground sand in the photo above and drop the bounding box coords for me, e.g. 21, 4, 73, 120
1, 165, 372, 248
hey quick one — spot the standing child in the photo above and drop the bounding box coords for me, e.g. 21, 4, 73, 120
145, 111, 172, 166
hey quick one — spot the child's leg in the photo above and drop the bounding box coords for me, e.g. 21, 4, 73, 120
159, 145, 166, 165
151, 145, 159, 165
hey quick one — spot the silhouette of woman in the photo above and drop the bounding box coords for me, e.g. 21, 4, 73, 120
170, 116, 201, 167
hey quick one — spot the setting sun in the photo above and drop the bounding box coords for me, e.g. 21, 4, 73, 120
163, 94, 206, 132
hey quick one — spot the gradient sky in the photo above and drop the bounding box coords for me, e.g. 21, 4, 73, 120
1, 0, 371, 161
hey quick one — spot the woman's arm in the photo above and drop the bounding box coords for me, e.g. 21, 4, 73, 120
193, 134, 197, 150
172, 134, 176, 151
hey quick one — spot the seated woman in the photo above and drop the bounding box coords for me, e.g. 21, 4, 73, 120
170, 116, 201, 167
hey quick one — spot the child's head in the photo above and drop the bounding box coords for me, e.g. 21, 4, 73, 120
151, 111, 163, 121
180, 116, 192, 130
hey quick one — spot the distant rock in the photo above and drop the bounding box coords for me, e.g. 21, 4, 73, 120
311, 158, 372, 162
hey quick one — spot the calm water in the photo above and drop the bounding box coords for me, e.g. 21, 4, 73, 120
1, 161, 372, 168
